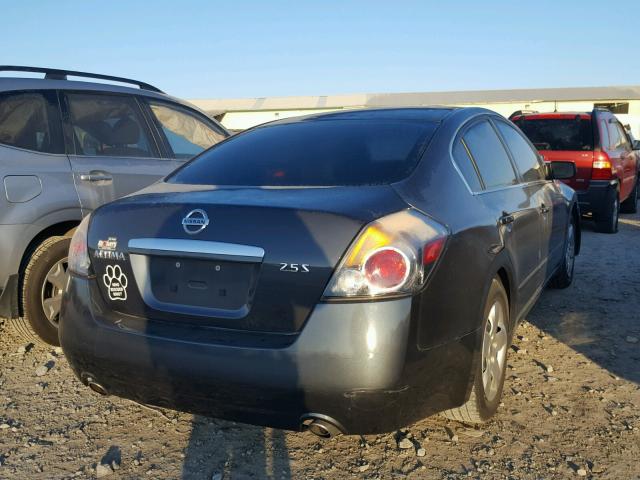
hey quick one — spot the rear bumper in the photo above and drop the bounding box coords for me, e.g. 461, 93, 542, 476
60, 276, 478, 434
576, 179, 617, 215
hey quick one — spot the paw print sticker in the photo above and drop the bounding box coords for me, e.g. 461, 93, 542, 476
103, 265, 128, 301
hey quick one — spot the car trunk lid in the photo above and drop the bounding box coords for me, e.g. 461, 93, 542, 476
88, 183, 408, 333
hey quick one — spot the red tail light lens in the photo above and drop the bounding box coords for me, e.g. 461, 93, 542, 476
592, 153, 612, 180
323, 209, 448, 299
364, 247, 410, 292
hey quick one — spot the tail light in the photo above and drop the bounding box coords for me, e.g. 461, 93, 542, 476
68, 215, 92, 277
323, 209, 448, 299
592, 153, 613, 180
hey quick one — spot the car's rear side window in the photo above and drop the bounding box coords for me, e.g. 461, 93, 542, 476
495, 120, 545, 182
514, 117, 594, 151
168, 119, 438, 186
0, 90, 62, 154
462, 120, 517, 189
452, 139, 483, 191
66, 93, 155, 158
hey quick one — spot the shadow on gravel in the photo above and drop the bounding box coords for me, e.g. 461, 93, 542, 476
527, 214, 640, 385
182, 417, 291, 479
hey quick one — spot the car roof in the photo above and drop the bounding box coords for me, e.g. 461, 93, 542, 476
257, 107, 459, 128
512, 111, 593, 121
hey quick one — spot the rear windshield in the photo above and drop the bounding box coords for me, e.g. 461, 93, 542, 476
513, 117, 593, 151
167, 119, 438, 186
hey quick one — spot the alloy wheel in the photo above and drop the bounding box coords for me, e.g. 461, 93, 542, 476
481, 301, 508, 402
41, 257, 69, 326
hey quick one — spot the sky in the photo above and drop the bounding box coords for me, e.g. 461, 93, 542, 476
2, 1, 639, 100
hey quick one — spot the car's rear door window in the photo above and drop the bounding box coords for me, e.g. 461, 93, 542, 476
462, 120, 517, 189
147, 100, 226, 159
168, 119, 438, 186
494, 120, 545, 182
66, 93, 155, 158
0, 90, 63, 153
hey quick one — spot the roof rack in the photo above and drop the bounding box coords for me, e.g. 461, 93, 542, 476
0, 66, 164, 93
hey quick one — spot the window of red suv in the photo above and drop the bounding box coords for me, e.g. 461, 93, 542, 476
513, 116, 594, 151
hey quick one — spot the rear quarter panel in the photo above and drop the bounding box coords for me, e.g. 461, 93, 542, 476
393, 109, 520, 350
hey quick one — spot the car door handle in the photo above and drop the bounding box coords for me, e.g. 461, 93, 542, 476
540, 204, 550, 214
499, 213, 515, 225
80, 172, 113, 182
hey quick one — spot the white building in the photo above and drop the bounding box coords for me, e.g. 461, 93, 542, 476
190, 85, 640, 137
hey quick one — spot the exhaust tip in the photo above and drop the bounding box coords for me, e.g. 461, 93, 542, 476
300, 414, 344, 439
88, 381, 108, 396
82, 373, 108, 396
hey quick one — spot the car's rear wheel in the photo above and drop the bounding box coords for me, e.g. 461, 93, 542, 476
12, 236, 70, 346
594, 189, 619, 234
620, 178, 638, 214
442, 278, 510, 424
549, 215, 576, 289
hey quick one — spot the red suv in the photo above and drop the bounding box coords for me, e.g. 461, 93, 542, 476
511, 109, 639, 233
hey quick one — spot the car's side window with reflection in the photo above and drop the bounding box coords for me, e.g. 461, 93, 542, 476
615, 123, 631, 150
463, 120, 517, 189
452, 138, 483, 191
66, 93, 154, 158
148, 101, 226, 159
608, 121, 621, 150
0, 91, 62, 153
495, 120, 545, 182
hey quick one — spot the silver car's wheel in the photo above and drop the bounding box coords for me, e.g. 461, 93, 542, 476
14, 236, 71, 346
481, 301, 508, 402
41, 257, 69, 326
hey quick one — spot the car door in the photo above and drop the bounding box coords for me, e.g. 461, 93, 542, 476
141, 98, 227, 163
612, 120, 636, 199
492, 119, 565, 277
605, 118, 631, 199
61, 91, 183, 215
458, 118, 544, 311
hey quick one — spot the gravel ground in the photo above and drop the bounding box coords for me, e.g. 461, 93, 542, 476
1, 212, 639, 480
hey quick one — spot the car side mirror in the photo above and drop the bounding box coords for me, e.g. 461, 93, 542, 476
633, 140, 640, 150
546, 161, 576, 180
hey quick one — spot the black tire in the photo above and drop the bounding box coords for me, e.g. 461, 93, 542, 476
442, 278, 511, 424
549, 214, 576, 289
12, 236, 70, 346
594, 188, 619, 234
620, 179, 638, 214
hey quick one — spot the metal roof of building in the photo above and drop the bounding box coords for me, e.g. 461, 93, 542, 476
191, 85, 640, 113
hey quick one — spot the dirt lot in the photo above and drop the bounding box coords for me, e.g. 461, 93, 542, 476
1, 213, 639, 480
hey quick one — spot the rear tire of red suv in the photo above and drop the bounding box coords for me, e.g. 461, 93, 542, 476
620, 179, 638, 214
594, 189, 619, 234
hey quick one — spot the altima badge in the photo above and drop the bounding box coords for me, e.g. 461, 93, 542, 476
182, 209, 209, 235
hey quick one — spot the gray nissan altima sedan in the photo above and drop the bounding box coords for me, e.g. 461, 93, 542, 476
60, 107, 580, 437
